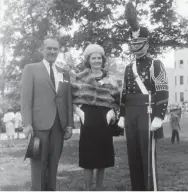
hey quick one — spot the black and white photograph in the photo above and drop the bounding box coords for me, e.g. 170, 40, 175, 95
0, 0, 188, 191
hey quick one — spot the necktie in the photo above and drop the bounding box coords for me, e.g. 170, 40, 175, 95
50, 63, 55, 88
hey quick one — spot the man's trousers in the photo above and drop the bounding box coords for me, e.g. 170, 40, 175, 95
30, 113, 65, 191
125, 94, 158, 191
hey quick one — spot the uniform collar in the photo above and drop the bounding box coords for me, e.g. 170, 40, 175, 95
136, 55, 148, 62
136, 55, 152, 67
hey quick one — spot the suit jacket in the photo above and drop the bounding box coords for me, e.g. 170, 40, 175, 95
21, 62, 73, 131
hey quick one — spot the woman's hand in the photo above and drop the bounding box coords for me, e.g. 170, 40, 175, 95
79, 110, 85, 124
106, 109, 116, 125
118, 117, 125, 128
73, 105, 85, 124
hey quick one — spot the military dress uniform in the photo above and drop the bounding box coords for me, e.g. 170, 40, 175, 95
120, 55, 169, 190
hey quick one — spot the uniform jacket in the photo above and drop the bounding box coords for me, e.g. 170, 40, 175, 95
21, 62, 73, 131
120, 56, 169, 119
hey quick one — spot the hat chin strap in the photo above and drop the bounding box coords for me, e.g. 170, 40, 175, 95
130, 40, 147, 53
132, 42, 148, 59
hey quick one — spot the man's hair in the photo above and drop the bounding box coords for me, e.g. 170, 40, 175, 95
43, 36, 61, 47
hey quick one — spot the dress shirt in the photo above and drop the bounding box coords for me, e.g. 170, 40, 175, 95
43, 59, 64, 92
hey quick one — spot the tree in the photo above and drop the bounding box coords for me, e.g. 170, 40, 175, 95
1, 0, 61, 68
1, 0, 188, 111
53, 0, 188, 56
0, 0, 61, 110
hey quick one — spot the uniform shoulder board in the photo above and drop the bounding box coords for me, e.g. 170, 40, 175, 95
150, 60, 168, 91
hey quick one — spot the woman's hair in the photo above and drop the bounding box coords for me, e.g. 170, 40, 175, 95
84, 54, 106, 69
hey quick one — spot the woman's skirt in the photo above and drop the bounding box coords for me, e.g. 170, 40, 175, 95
79, 104, 114, 169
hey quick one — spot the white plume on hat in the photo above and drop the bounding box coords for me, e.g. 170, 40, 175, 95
83, 44, 105, 59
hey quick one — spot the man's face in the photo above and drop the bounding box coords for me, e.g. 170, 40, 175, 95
129, 38, 149, 58
43, 39, 60, 64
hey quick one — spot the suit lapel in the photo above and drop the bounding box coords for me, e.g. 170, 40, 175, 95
40, 62, 56, 93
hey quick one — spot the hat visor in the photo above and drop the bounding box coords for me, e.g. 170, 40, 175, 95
129, 39, 147, 53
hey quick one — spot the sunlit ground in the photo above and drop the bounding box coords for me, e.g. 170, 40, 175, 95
1, 118, 188, 191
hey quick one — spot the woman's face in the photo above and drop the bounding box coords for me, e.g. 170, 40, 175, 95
89, 53, 103, 70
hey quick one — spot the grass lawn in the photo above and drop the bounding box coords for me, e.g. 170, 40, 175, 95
1, 118, 188, 191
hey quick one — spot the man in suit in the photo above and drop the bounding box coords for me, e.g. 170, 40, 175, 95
21, 37, 74, 191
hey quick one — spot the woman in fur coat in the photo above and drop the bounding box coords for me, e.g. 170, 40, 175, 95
72, 44, 120, 190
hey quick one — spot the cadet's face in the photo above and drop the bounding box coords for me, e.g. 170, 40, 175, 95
43, 39, 60, 63
89, 53, 103, 70
130, 41, 149, 58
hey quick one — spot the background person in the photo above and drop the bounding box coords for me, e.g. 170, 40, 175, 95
14, 106, 22, 139
170, 109, 180, 144
3, 108, 15, 147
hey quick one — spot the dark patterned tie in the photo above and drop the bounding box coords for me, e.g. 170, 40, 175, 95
50, 63, 55, 88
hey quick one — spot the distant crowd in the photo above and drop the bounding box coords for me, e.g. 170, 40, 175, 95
0, 106, 22, 147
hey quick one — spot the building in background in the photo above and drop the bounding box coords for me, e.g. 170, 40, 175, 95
166, 68, 175, 106
165, 48, 188, 111
173, 48, 188, 105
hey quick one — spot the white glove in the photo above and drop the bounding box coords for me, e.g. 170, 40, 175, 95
74, 105, 85, 124
151, 117, 163, 131
106, 109, 116, 125
118, 117, 125, 128
79, 110, 85, 124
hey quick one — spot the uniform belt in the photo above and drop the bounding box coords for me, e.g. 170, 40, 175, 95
125, 94, 155, 106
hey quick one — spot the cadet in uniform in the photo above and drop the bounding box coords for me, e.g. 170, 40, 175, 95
118, 2, 169, 191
